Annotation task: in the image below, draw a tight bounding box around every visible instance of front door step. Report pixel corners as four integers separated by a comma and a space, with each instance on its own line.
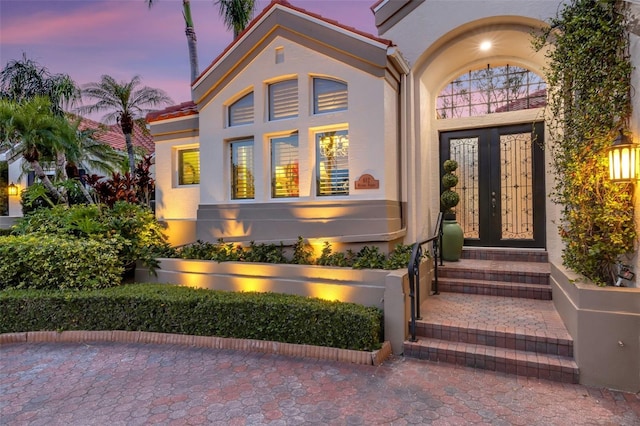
405, 249, 578, 383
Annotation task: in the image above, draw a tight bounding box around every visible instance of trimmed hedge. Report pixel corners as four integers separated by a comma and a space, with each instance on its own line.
0, 284, 383, 351
0, 235, 123, 290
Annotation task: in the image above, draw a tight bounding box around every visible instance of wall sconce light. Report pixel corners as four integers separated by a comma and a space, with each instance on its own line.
608, 130, 639, 183
7, 182, 18, 197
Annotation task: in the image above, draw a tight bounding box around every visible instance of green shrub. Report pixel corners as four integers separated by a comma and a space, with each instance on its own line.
12, 202, 171, 273
291, 236, 314, 265
176, 239, 243, 261
0, 235, 123, 290
352, 246, 387, 269
0, 284, 383, 351
244, 241, 287, 263
315, 242, 354, 267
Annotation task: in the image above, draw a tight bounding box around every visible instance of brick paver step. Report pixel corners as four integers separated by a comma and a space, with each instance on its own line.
404, 337, 580, 384
437, 277, 552, 299
461, 248, 549, 263
413, 320, 573, 356
439, 258, 550, 284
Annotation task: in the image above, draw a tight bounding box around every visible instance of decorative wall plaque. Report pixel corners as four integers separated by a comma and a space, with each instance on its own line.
354, 173, 379, 189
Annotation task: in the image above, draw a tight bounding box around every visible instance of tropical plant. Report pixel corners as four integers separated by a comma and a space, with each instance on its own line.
79, 75, 172, 175
0, 53, 78, 117
532, 0, 635, 285
146, 0, 200, 83
146, 0, 257, 84
84, 155, 155, 208
0, 97, 77, 203
216, 0, 256, 38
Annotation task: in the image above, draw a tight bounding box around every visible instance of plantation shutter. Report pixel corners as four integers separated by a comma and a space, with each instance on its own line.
314, 78, 348, 114
269, 79, 298, 120
229, 92, 254, 126
230, 139, 254, 199
271, 133, 299, 198
178, 148, 200, 185
316, 130, 349, 196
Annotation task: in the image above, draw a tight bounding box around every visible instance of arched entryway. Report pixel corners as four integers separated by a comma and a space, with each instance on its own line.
411, 18, 552, 250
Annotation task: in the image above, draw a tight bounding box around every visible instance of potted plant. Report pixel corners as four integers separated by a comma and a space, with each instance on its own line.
440, 159, 463, 261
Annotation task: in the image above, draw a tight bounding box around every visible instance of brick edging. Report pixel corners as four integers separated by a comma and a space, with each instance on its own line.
0, 331, 392, 366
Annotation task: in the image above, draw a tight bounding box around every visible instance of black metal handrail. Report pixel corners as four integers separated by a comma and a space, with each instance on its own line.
407, 212, 443, 342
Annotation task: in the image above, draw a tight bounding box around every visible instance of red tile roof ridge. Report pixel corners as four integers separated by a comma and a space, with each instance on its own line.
194, 0, 392, 89
146, 100, 198, 123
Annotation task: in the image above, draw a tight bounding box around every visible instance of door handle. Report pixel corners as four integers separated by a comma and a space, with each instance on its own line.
491, 191, 496, 216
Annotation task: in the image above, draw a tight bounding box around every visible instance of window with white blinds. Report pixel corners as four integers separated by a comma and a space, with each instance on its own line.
271, 133, 299, 198
313, 78, 348, 114
316, 130, 349, 196
230, 139, 255, 199
228, 92, 254, 126
269, 79, 298, 120
178, 148, 200, 185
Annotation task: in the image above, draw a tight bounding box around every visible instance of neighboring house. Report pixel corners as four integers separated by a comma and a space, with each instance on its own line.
1, 116, 154, 219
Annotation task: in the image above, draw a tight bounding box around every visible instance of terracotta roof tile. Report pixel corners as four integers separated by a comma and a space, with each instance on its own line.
78, 117, 155, 154
146, 101, 198, 123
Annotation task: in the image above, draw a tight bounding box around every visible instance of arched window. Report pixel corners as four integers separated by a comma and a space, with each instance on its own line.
313, 77, 347, 114
228, 92, 254, 126
437, 65, 546, 119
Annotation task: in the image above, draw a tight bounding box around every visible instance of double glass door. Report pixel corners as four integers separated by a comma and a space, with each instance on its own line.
439, 123, 545, 248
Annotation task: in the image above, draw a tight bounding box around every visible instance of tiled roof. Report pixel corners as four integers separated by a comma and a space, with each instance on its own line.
146, 101, 198, 123
77, 117, 155, 154
494, 89, 547, 113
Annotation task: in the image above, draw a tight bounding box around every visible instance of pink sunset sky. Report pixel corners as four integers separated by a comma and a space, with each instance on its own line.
0, 0, 379, 119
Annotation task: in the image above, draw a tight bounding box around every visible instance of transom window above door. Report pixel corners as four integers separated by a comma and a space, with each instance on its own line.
436, 65, 546, 119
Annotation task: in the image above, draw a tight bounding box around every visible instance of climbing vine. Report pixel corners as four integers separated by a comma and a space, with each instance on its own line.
532, 0, 635, 285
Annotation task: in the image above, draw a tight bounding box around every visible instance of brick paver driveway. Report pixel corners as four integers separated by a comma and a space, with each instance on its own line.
1, 342, 638, 425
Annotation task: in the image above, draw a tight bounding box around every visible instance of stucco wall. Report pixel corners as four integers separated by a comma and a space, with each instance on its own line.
377, 1, 566, 65
551, 263, 640, 392
154, 132, 200, 221
198, 36, 398, 205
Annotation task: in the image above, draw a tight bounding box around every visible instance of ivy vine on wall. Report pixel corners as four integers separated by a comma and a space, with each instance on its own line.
532, 0, 635, 285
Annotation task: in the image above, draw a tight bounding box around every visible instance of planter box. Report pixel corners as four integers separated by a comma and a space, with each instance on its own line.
551, 262, 640, 392
136, 258, 434, 356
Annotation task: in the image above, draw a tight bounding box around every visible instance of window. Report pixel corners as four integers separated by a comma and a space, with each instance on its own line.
313, 78, 347, 114
178, 148, 200, 185
436, 65, 546, 119
316, 130, 349, 196
230, 139, 254, 199
271, 133, 299, 198
228, 92, 254, 126
269, 79, 298, 120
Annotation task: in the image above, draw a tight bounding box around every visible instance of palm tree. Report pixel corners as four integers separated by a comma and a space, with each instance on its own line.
146, 0, 256, 85
216, 0, 256, 39
146, 1, 199, 84
79, 75, 173, 175
0, 53, 78, 117
0, 97, 78, 203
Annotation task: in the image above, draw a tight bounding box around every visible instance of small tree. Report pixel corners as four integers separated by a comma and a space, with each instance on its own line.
440, 159, 460, 219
